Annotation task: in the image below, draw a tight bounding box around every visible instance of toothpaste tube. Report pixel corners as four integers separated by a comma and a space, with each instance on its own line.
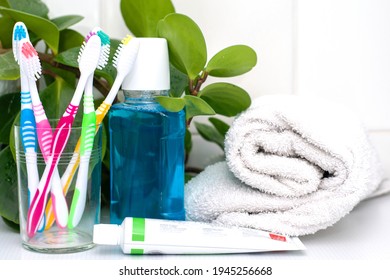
93, 217, 305, 255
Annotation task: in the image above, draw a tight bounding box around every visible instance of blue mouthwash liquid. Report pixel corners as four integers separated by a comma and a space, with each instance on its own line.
109, 90, 186, 224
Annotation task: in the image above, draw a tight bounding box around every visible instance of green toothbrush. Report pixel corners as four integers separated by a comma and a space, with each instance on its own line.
68, 28, 110, 228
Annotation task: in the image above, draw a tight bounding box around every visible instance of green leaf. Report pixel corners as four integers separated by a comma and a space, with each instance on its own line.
0, 146, 19, 224
51, 15, 83, 31
120, 0, 175, 37
0, 7, 59, 54
8, 112, 18, 160
206, 45, 257, 77
8, 0, 49, 18
58, 29, 84, 53
185, 127, 192, 156
157, 13, 207, 80
0, 92, 19, 145
39, 77, 82, 120
1, 216, 19, 231
0, 51, 19, 80
199, 82, 251, 117
155, 96, 185, 112
183, 95, 215, 120
0, 14, 14, 48
185, 173, 194, 184
42, 61, 76, 87
194, 122, 224, 150
170, 64, 188, 98
0, 0, 10, 8
54, 47, 79, 67
208, 117, 230, 137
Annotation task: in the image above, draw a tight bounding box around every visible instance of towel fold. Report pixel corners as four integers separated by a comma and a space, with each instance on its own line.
185, 94, 384, 236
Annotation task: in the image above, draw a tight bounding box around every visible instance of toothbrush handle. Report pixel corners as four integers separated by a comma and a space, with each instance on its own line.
96, 101, 111, 124
24, 150, 39, 205
33, 103, 52, 159
68, 91, 96, 228
27, 157, 55, 237
50, 168, 69, 228
79, 95, 96, 155
33, 102, 69, 228
27, 104, 78, 237
68, 154, 90, 228
45, 102, 110, 229
52, 104, 78, 156
20, 97, 44, 231
20, 101, 36, 152
44, 149, 80, 230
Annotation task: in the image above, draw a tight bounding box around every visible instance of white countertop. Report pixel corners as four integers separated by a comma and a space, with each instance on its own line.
1, 193, 390, 261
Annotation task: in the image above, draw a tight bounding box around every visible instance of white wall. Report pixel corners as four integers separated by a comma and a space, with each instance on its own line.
295, 0, 390, 177
42, 0, 390, 175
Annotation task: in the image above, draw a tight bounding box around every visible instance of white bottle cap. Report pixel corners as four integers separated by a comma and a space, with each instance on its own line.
122, 38, 170, 91
93, 224, 121, 245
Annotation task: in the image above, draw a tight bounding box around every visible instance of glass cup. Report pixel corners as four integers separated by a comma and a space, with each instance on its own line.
14, 120, 102, 253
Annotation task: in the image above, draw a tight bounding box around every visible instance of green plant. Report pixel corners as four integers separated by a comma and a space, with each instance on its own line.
0, 0, 116, 227
0, 0, 257, 227
120, 0, 256, 168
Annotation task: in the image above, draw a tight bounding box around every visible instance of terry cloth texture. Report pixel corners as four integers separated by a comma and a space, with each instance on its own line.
185, 94, 385, 236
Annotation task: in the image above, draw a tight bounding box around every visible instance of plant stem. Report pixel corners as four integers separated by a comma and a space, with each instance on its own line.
195, 71, 208, 93
185, 166, 203, 175
186, 118, 193, 127
189, 71, 209, 96
186, 71, 209, 127
94, 77, 110, 97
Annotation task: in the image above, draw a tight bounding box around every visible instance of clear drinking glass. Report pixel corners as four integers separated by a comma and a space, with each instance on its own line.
14, 120, 102, 253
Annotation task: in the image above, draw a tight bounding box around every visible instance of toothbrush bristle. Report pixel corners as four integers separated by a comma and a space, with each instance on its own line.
85, 31, 97, 42
88, 28, 110, 70
112, 37, 139, 72
77, 41, 87, 64
112, 44, 123, 69
12, 23, 29, 62
112, 35, 134, 68
14, 25, 27, 41
20, 41, 42, 81
96, 45, 110, 70
21, 41, 38, 59
96, 30, 110, 46
121, 35, 133, 46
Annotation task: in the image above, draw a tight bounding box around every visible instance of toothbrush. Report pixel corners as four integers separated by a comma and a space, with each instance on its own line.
12, 23, 40, 224
68, 28, 110, 228
19, 38, 69, 229
26, 34, 102, 237
13, 22, 47, 232
58, 35, 139, 221
45, 28, 110, 229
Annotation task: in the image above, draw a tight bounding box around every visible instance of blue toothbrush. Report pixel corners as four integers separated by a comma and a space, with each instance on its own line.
12, 22, 44, 231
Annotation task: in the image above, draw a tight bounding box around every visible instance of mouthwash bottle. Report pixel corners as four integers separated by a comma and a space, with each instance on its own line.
109, 38, 186, 224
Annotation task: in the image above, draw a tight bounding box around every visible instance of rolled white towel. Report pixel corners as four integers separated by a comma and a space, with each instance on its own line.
185, 94, 385, 236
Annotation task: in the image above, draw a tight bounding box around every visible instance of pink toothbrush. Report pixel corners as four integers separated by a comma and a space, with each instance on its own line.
26, 35, 102, 237
19, 39, 69, 229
